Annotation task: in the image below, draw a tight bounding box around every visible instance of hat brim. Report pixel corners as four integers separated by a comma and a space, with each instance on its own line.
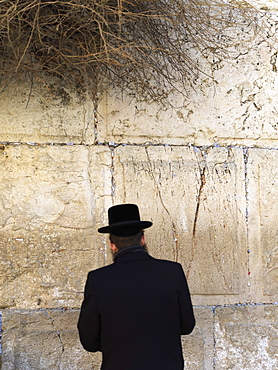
98, 220, 152, 234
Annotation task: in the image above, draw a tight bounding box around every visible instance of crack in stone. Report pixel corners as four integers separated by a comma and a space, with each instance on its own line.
192, 167, 206, 239
44, 309, 64, 368
270, 51, 278, 72
93, 95, 99, 145
212, 305, 218, 370
110, 147, 116, 198
145, 147, 180, 261
80, 93, 99, 145
186, 147, 207, 278
243, 148, 251, 290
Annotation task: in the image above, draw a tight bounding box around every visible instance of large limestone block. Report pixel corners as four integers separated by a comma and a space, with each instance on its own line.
97, 37, 278, 148
0, 79, 95, 144
215, 304, 278, 370
113, 145, 248, 305
0, 144, 112, 309
247, 148, 278, 303
189, 15, 278, 149
1, 309, 102, 370
1, 307, 212, 370
182, 306, 214, 369
97, 88, 194, 145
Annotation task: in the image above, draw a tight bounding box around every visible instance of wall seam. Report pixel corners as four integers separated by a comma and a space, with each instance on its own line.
1, 141, 278, 151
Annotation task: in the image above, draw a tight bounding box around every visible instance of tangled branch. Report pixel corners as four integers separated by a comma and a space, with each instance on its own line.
0, 0, 271, 97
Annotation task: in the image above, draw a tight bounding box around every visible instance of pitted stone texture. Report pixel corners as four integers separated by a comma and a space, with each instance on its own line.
0, 79, 95, 144
97, 88, 194, 145
182, 306, 214, 369
215, 304, 278, 370
113, 145, 247, 305
0, 145, 112, 308
1, 308, 211, 370
244, 0, 278, 10
1, 309, 102, 370
247, 148, 278, 303
98, 36, 278, 148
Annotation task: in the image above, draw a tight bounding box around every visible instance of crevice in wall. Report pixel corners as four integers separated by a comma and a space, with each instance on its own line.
1, 140, 278, 152
194, 301, 278, 308
93, 95, 99, 145
109, 144, 117, 200
79, 92, 100, 145
145, 146, 180, 261
243, 148, 251, 292
44, 309, 65, 367
45, 310, 65, 350
211, 305, 219, 370
192, 147, 207, 239
81, 116, 90, 146
186, 146, 208, 278
270, 51, 278, 72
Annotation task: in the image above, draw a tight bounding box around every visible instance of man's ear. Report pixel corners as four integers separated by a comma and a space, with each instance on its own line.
110, 242, 118, 253
140, 234, 146, 246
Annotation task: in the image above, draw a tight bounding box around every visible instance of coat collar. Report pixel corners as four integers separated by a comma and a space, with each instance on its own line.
114, 244, 149, 262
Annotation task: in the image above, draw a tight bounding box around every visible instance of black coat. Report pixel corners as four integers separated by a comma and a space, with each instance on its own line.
78, 245, 195, 370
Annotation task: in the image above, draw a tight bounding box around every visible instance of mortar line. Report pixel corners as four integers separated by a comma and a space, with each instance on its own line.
1, 141, 278, 151
4, 302, 277, 311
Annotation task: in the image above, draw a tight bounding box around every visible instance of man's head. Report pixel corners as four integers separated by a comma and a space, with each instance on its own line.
109, 230, 145, 252
98, 204, 152, 234
97, 203, 151, 253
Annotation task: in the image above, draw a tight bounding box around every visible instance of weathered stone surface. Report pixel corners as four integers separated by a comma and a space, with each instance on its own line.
113, 145, 248, 304
182, 306, 214, 369
3, 305, 277, 370
1, 307, 213, 370
247, 148, 278, 303
0, 5, 278, 369
0, 79, 95, 144
0, 145, 112, 309
215, 304, 278, 370
245, 0, 278, 10
1, 309, 102, 370
97, 40, 278, 148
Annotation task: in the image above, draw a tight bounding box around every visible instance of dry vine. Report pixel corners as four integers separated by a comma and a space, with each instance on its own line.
0, 0, 273, 98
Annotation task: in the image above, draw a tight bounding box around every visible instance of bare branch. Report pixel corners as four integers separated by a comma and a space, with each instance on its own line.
0, 0, 275, 98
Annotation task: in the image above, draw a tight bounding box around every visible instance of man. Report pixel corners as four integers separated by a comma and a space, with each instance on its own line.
78, 204, 195, 370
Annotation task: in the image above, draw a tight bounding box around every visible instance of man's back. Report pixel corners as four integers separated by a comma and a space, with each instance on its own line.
78, 246, 195, 370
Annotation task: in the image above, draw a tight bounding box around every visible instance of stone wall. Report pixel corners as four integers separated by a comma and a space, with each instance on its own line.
1, 3, 278, 369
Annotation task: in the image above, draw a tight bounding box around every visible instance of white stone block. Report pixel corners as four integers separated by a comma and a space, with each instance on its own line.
0, 145, 112, 308
0, 80, 95, 144
247, 148, 278, 303
113, 145, 248, 304
215, 305, 278, 370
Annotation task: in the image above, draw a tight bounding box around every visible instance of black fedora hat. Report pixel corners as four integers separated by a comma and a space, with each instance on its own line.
98, 204, 152, 236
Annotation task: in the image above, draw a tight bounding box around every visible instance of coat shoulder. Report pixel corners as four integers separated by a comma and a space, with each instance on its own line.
151, 257, 182, 268
87, 262, 115, 278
